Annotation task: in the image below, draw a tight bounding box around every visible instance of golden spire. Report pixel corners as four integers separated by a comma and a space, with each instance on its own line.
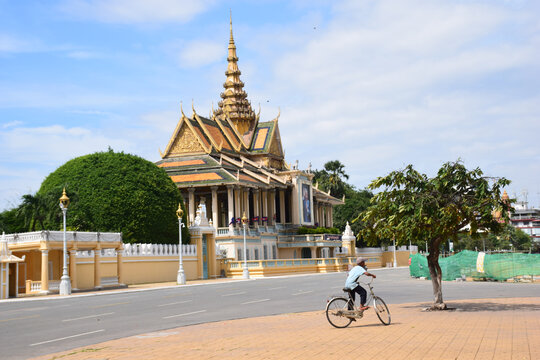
213, 13, 256, 135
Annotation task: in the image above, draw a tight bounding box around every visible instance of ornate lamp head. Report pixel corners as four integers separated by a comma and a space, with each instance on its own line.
241, 212, 248, 225
176, 203, 184, 219
59, 188, 70, 209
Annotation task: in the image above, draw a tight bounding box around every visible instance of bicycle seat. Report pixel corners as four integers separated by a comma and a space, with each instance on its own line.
342, 288, 353, 293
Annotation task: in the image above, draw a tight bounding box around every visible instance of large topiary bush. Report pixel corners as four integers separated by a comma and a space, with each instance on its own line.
39, 149, 189, 244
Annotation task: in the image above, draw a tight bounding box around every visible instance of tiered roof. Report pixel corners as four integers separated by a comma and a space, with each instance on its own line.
158, 18, 291, 189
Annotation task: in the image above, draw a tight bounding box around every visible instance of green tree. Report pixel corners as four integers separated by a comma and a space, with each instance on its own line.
313, 160, 349, 199
38, 150, 189, 244
358, 160, 512, 310
0, 208, 27, 234
333, 186, 373, 246
454, 225, 532, 252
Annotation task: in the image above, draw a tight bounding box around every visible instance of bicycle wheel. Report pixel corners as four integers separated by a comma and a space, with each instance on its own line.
326, 297, 353, 328
373, 296, 391, 325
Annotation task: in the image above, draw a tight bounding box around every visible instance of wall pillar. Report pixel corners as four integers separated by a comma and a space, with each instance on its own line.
40, 249, 49, 293
69, 249, 78, 290
211, 186, 219, 229
279, 189, 286, 224
94, 245, 102, 289
117, 247, 124, 285
310, 247, 317, 259
329, 205, 334, 228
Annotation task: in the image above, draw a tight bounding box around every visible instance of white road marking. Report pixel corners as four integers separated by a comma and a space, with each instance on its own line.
222, 292, 246, 297
163, 310, 206, 319
241, 299, 270, 305
30, 329, 105, 346
292, 290, 314, 296
157, 300, 193, 307
268, 286, 285, 290
62, 312, 114, 322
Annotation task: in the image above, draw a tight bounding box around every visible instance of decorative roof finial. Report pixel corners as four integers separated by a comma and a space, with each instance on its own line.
230, 9, 234, 45
180, 101, 186, 117
213, 13, 256, 134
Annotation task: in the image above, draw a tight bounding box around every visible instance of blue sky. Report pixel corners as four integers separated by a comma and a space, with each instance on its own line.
1, 0, 539, 211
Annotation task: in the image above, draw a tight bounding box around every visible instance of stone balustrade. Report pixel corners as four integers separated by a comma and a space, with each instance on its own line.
76, 243, 198, 257
5, 230, 122, 244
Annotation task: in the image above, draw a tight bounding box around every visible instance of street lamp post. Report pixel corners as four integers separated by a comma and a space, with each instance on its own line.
59, 188, 71, 296
242, 212, 250, 279
176, 204, 186, 285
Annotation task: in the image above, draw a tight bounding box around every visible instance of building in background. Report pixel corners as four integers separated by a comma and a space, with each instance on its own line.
509, 192, 540, 244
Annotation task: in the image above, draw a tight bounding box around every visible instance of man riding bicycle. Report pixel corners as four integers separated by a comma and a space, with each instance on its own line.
344, 257, 377, 311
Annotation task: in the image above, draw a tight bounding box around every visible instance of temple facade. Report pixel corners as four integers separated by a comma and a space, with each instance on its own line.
157, 19, 345, 263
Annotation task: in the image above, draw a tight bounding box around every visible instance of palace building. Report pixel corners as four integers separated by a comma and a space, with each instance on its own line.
156, 19, 345, 263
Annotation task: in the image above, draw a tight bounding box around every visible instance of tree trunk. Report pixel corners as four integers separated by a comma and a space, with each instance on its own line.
427, 240, 447, 310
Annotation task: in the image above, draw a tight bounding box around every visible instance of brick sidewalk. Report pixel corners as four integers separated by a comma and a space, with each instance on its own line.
34, 297, 540, 360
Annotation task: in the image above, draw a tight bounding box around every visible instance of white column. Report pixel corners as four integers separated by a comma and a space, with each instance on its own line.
279, 189, 286, 224
244, 188, 251, 225
269, 189, 276, 225
211, 186, 219, 229
329, 205, 334, 228
188, 188, 195, 225
227, 185, 234, 228
254, 189, 260, 226
234, 186, 241, 227
261, 189, 268, 225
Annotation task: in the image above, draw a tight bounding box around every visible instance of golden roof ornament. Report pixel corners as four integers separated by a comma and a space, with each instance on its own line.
213, 14, 256, 134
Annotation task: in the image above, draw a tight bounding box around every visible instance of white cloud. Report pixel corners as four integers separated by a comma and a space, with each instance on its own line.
248, 0, 540, 203
177, 40, 223, 68
0, 84, 143, 109
0, 124, 132, 165
66, 50, 103, 59
0, 34, 39, 53
60, 0, 216, 24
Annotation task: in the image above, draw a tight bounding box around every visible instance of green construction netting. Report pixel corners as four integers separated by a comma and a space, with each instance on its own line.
409, 250, 540, 281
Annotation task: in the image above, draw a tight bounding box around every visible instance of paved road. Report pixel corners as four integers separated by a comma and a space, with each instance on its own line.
1, 267, 539, 359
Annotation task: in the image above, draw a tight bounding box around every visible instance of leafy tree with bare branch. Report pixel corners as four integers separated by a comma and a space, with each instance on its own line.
357, 160, 512, 310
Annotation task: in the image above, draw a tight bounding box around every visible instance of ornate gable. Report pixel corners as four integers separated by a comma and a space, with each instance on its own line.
167, 125, 205, 156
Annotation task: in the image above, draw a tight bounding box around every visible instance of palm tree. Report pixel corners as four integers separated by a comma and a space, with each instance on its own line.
17, 193, 47, 231
320, 160, 348, 198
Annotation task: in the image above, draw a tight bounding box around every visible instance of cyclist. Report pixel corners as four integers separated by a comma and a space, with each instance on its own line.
344, 257, 377, 311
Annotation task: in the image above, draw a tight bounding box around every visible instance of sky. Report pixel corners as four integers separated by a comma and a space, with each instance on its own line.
1, 0, 539, 211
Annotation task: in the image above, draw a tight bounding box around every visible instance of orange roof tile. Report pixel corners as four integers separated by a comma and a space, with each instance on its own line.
171, 173, 223, 182
253, 127, 269, 149
205, 124, 232, 150
158, 159, 205, 168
